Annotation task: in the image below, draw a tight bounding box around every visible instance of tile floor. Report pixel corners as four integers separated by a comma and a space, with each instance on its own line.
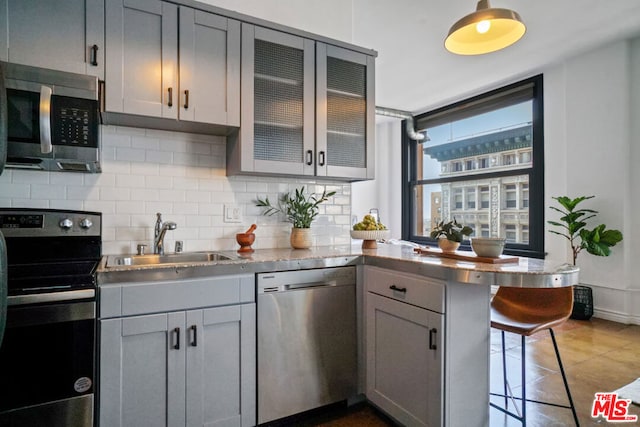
301, 318, 640, 426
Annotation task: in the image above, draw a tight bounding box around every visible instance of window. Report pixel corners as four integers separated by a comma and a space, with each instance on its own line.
504, 184, 517, 209
505, 224, 517, 242
453, 188, 463, 210
466, 187, 476, 209
521, 183, 529, 208
402, 75, 544, 257
480, 186, 490, 209
502, 153, 516, 166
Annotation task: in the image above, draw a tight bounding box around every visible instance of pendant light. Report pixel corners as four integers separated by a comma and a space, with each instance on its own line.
445, 0, 526, 55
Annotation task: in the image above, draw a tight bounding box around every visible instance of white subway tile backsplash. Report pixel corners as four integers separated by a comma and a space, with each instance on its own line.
0, 183, 30, 199
146, 150, 173, 164
0, 126, 352, 254
12, 170, 49, 184
32, 184, 64, 200
116, 147, 146, 162
131, 136, 160, 150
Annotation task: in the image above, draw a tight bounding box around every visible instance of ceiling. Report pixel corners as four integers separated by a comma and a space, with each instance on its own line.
350, 0, 640, 114
203, 0, 640, 116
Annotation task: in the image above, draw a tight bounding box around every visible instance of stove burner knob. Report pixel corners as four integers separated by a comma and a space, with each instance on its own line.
59, 218, 73, 230
79, 218, 93, 229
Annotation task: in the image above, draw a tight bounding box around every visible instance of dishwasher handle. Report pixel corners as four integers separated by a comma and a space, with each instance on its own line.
259, 281, 339, 293
285, 281, 336, 290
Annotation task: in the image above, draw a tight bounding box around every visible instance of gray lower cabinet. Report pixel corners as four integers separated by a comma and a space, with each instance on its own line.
104, 0, 240, 129
364, 266, 492, 427
98, 274, 256, 427
0, 0, 104, 77
227, 24, 375, 181
365, 267, 444, 427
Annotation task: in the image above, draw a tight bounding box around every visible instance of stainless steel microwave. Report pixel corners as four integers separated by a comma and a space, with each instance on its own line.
0, 61, 100, 174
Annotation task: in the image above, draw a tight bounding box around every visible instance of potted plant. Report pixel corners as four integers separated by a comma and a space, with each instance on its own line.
430, 218, 473, 252
256, 186, 336, 249
548, 195, 623, 266
548, 195, 623, 320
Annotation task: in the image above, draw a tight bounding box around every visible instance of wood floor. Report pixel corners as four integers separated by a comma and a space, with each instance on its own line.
300, 318, 640, 426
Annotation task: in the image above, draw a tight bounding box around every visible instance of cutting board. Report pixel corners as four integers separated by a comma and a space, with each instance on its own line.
413, 247, 519, 264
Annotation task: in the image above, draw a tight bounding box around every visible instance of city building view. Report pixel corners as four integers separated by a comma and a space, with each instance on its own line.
418, 123, 532, 243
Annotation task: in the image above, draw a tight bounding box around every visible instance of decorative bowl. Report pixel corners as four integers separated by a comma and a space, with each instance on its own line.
350, 230, 390, 249
236, 232, 255, 253
471, 237, 506, 258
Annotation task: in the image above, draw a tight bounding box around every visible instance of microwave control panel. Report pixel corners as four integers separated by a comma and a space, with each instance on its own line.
52, 96, 99, 148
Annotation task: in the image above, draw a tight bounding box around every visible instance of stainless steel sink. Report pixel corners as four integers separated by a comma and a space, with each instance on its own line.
106, 252, 234, 268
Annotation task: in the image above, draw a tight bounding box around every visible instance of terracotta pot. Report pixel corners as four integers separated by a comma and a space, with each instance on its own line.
290, 227, 312, 249
438, 239, 460, 253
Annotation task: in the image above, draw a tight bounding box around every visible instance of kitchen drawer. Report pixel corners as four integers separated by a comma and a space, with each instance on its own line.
99, 274, 254, 318
364, 266, 445, 313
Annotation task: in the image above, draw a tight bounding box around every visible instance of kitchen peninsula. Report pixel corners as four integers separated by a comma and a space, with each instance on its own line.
97, 244, 578, 427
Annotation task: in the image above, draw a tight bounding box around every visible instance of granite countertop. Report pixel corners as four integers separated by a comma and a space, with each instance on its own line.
97, 243, 579, 288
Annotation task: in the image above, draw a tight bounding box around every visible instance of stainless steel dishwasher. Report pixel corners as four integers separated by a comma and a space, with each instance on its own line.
257, 266, 357, 424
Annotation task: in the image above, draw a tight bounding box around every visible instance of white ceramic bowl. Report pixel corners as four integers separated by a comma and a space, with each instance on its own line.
350, 230, 390, 241
471, 237, 506, 258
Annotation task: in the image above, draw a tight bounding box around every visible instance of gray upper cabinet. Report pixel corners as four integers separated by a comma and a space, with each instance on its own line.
0, 0, 104, 77
179, 8, 240, 127
227, 24, 375, 181
228, 24, 315, 177
316, 43, 375, 180
104, 0, 240, 130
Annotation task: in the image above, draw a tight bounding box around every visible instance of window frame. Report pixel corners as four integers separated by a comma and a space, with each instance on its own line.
401, 75, 545, 258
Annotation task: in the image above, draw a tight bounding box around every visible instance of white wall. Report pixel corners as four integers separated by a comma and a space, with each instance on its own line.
543, 38, 637, 324
352, 119, 402, 236
0, 126, 352, 255
198, 0, 353, 43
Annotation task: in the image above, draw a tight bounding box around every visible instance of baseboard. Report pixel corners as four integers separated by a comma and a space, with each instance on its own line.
593, 308, 640, 325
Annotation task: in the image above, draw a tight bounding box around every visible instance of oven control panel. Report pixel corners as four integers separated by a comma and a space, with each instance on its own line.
0, 209, 101, 237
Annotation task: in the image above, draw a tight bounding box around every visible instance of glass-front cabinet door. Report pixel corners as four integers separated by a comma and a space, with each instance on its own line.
233, 24, 315, 176
316, 43, 375, 180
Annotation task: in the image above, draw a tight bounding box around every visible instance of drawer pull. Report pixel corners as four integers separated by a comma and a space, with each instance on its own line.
389, 285, 407, 293
168, 87, 173, 107
429, 328, 438, 350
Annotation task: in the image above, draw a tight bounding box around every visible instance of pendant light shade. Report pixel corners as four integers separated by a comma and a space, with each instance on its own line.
445, 0, 526, 55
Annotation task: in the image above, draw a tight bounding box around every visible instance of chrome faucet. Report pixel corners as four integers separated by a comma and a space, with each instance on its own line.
154, 213, 177, 255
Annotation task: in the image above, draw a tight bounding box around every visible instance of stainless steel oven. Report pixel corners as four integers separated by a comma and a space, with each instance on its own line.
0, 61, 101, 174
0, 208, 101, 427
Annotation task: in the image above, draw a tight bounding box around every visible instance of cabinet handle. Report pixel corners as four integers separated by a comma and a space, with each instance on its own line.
90, 44, 99, 66
184, 90, 189, 109
389, 285, 407, 293
429, 328, 438, 350
173, 327, 180, 350
318, 151, 326, 166
167, 87, 173, 107
306, 150, 313, 166
190, 325, 197, 347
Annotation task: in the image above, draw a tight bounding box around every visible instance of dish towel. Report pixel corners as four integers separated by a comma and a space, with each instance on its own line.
614, 378, 640, 405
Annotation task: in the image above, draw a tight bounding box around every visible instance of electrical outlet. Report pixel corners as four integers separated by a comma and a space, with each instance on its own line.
224, 205, 242, 223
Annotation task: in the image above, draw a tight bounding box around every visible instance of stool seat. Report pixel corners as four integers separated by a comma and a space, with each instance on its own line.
491, 286, 573, 336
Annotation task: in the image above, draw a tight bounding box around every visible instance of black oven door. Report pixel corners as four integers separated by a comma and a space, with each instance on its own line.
0, 301, 95, 427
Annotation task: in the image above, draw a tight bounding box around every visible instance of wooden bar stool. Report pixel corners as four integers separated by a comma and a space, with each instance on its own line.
490, 286, 580, 426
